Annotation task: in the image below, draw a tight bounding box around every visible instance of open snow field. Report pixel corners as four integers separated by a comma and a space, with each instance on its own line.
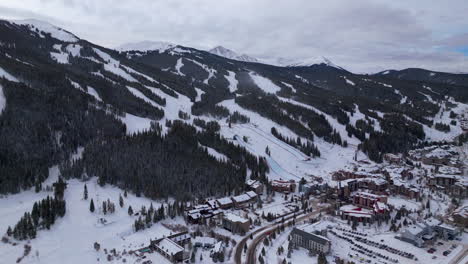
0, 176, 176, 264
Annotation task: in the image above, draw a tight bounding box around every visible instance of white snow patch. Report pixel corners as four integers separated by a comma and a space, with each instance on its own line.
225, 71, 238, 92
281, 82, 296, 93
144, 85, 192, 121
127, 86, 160, 108
199, 144, 228, 162
0, 177, 174, 264
0, 84, 6, 114
294, 74, 309, 84
195, 88, 205, 102
120, 113, 154, 135
249, 72, 281, 94
87, 86, 102, 101
13, 19, 78, 42
0, 66, 19, 82
343, 76, 355, 86
175, 58, 185, 76
92, 48, 137, 82
116, 40, 175, 53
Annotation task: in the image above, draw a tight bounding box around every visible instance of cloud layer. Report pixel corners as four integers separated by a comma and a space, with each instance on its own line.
1, 0, 467, 73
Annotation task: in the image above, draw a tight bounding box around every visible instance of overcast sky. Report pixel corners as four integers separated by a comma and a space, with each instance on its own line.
1, 0, 468, 73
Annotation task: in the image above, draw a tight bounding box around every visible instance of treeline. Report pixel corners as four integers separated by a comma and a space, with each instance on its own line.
229, 111, 250, 124
271, 127, 320, 157
360, 114, 425, 162
346, 119, 375, 141
6, 178, 67, 240
236, 94, 346, 146
434, 122, 450, 132
133, 202, 184, 232
61, 121, 268, 200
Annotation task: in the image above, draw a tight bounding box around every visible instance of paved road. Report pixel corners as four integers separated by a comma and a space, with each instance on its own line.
448, 245, 468, 264
244, 209, 324, 264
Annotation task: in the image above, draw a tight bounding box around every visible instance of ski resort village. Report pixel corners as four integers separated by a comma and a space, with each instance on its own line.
0, 16, 468, 264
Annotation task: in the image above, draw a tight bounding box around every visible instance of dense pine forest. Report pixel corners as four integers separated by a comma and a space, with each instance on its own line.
60, 121, 269, 200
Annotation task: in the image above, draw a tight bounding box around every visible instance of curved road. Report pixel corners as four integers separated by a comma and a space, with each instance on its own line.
234, 207, 325, 264
448, 245, 468, 264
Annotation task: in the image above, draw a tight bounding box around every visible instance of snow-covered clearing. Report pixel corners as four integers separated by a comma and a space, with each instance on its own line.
13, 19, 78, 42
119, 113, 153, 135
175, 58, 185, 76
225, 71, 238, 92
194, 88, 205, 102
249, 72, 281, 94
0, 66, 19, 82
126, 86, 160, 108
87, 86, 102, 102
294, 74, 309, 84
92, 48, 137, 82
343, 76, 355, 86
387, 196, 421, 211
277, 97, 359, 146
186, 59, 216, 85
217, 99, 362, 183
199, 144, 229, 162
144, 85, 192, 121
120, 65, 158, 84
0, 176, 174, 264
281, 81, 296, 93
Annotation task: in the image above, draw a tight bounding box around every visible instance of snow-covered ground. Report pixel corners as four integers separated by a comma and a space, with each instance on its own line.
13, 19, 78, 42
217, 99, 366, 183
249, 72, 281, 94
0, 175, 176, 264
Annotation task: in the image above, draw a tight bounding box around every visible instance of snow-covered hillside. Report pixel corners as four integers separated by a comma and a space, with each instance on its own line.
13, 19, 78, 42
208, 46, 258, 63
116, 41, 176, 53
0, 174, 175, 264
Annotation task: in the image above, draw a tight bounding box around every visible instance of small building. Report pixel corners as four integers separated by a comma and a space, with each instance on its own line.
272, 180, 296, 193
222, 213, 250, 234
246, 179, 264, 194
397, 219, 460, 247
291, 223, 331, 254
151, 238, 185, 263
428, 174, 457, 187
216, 197, 234, 209
231, 193, 255, 208
384, 153, 402, 164
452, 206, 468, 228
339, 204, 374, 223
391, 181, 420, 199
352, 192, 388, 209
167, 231, 191, 246
186, 204, 222, 224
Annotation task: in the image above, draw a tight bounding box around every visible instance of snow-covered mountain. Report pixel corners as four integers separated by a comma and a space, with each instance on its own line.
12, 19, 79, 42
208, 46, 259, 63
116, 40, 177, 53
286, 56, 344, 69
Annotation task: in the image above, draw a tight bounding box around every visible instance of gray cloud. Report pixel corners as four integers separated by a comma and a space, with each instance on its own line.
0, 0, 467, 73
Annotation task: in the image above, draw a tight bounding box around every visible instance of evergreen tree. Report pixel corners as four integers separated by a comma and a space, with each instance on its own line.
119, 194, 124, 207
128, 205, 133, 216
83, 184, 88, 200
90, 199, 95, 213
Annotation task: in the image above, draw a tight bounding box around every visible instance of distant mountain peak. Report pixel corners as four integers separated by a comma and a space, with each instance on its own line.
286, 56, 343, 69
116, 40, 176, 53
208, 46, 258, 63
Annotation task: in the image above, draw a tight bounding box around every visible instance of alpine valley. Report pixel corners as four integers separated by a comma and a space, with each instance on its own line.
0, 19, 467, 264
